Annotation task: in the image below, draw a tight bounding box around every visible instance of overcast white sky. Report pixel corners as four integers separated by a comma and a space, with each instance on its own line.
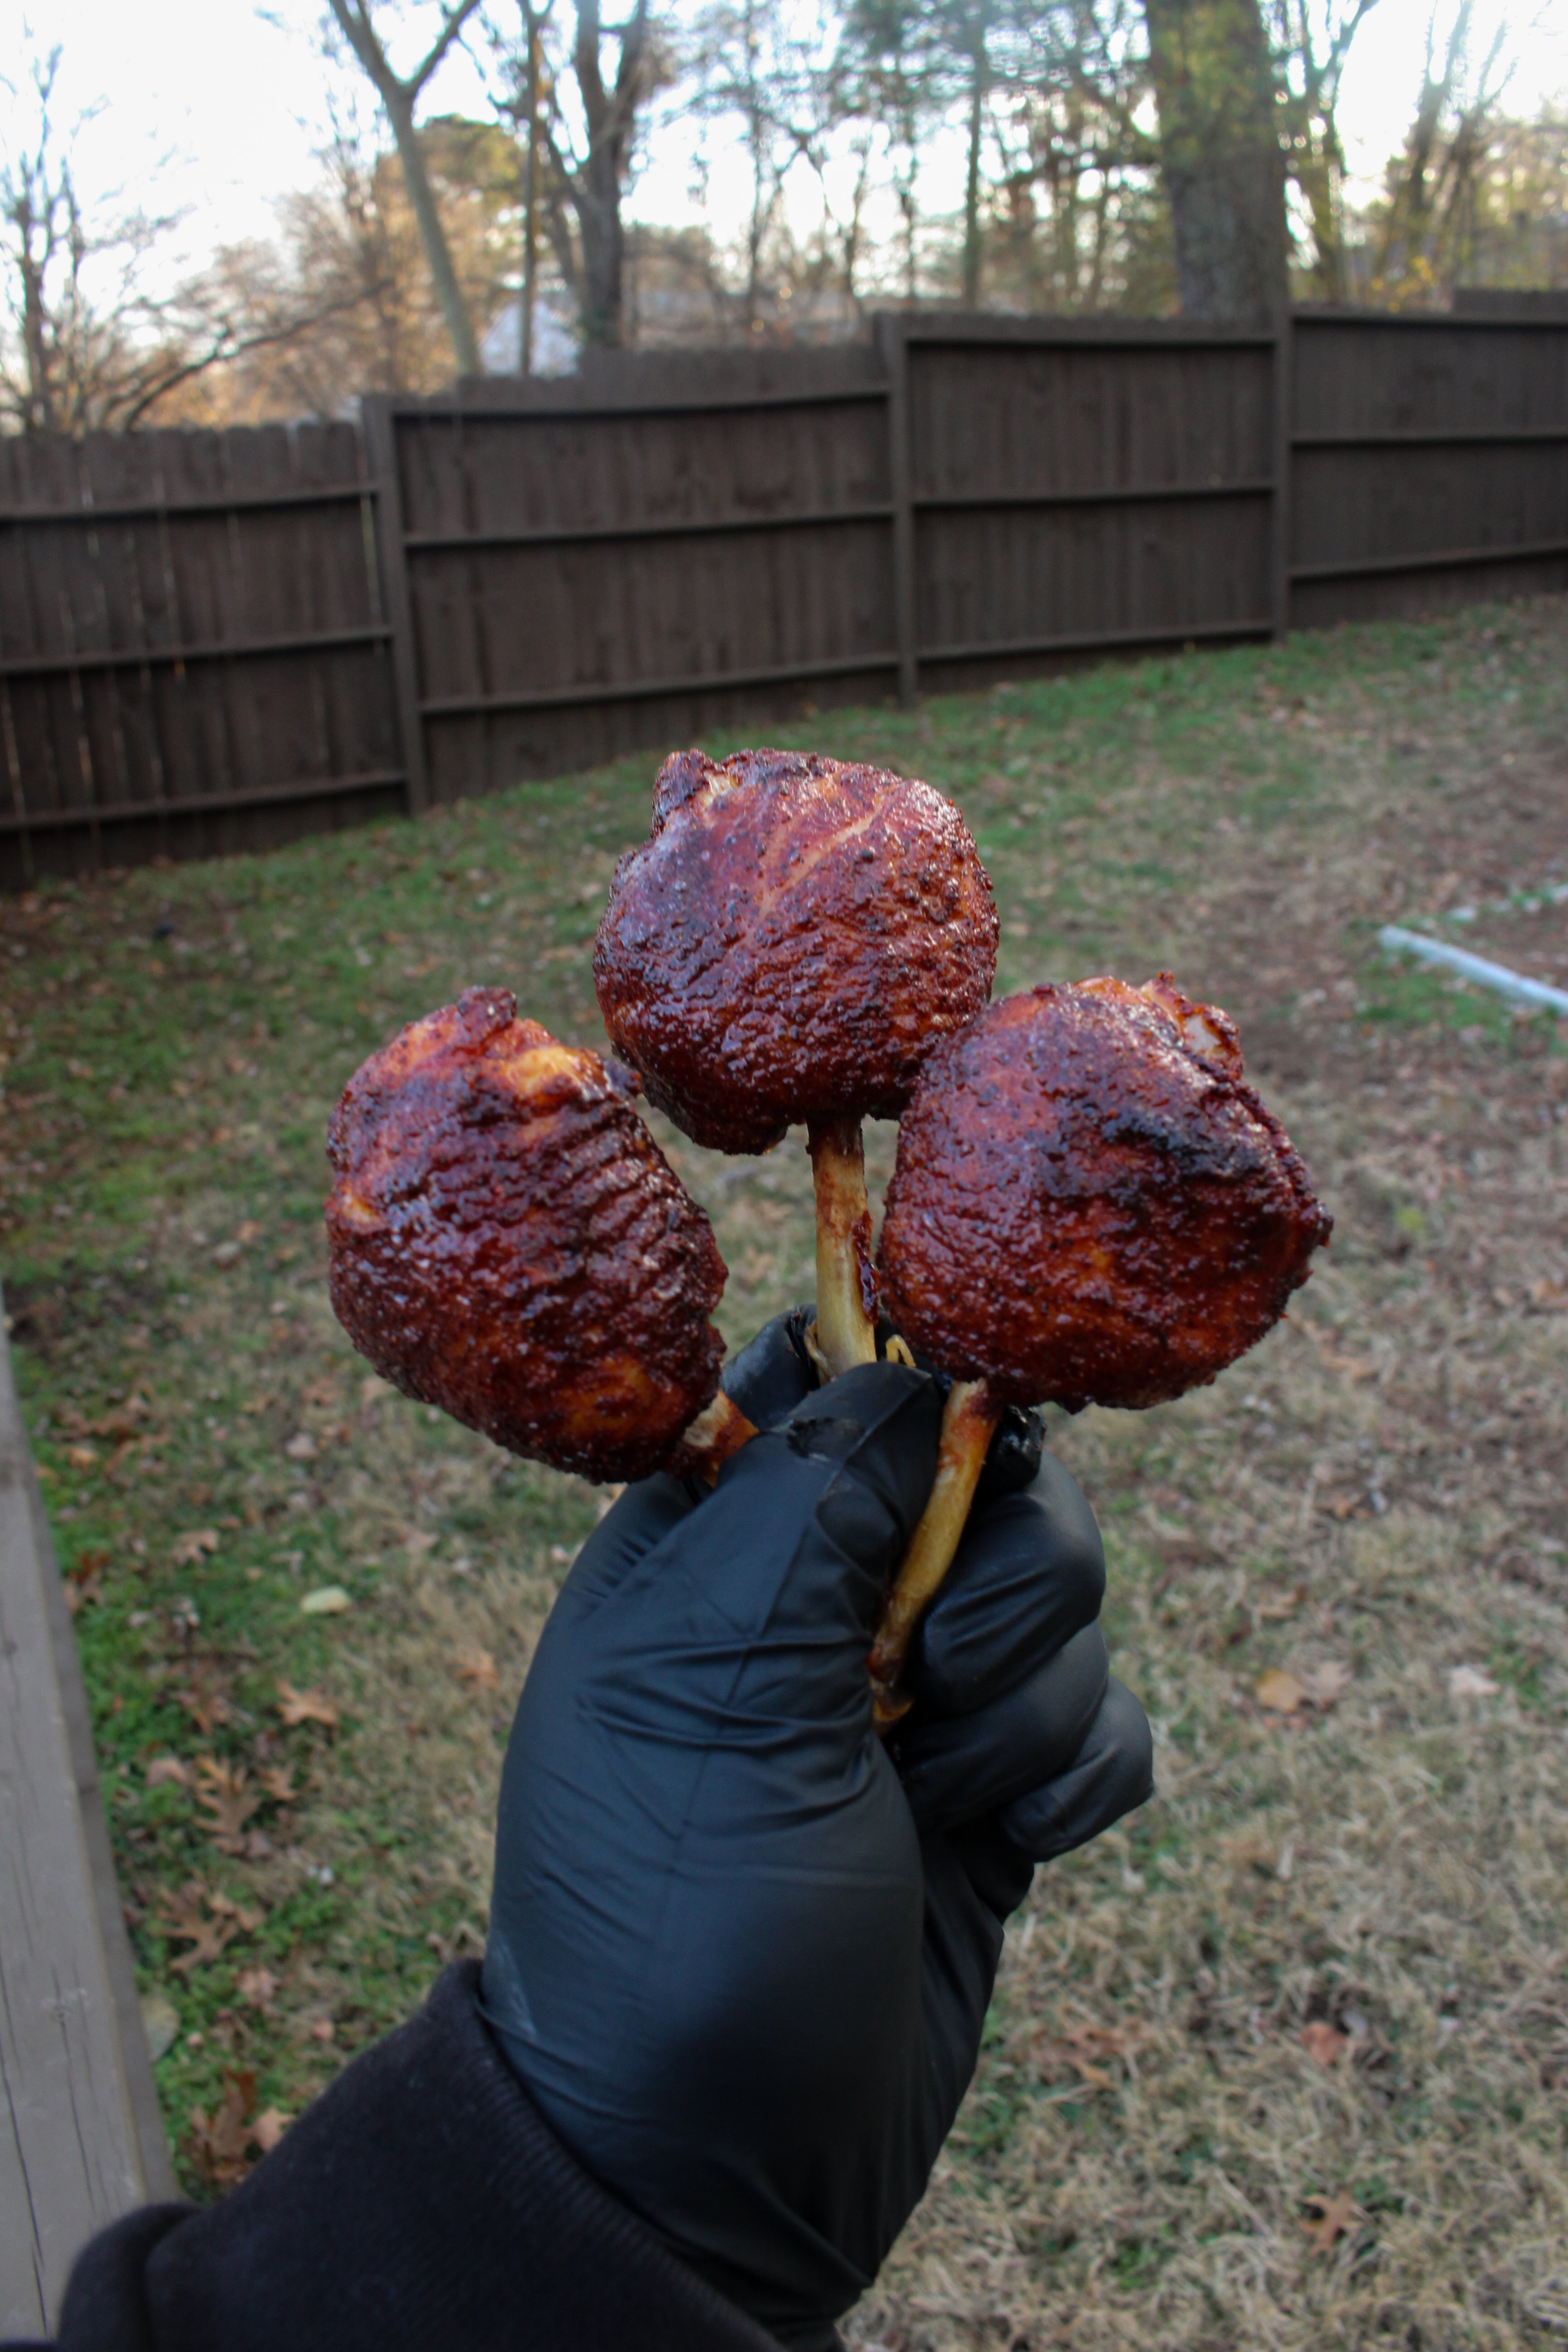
6, 0, 1567, 291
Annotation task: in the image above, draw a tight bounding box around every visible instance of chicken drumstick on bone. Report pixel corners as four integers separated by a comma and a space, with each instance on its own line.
326, 989, 753, 1485
868, 976, 1332, 1715
593, 748, 998, 1377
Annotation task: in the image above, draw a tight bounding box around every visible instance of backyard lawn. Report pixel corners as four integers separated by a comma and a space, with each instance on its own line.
3, 596, 1567, 2349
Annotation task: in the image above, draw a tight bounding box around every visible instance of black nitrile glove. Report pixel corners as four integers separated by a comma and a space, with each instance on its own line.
482, 1311, 1153, 2351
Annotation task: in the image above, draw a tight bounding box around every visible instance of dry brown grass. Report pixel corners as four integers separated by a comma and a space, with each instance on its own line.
3, 597, 1565, 2328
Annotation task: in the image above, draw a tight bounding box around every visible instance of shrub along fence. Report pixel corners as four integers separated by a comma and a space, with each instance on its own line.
2, 306, 1565, 887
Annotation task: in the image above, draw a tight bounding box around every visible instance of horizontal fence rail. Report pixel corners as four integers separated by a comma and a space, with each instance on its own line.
2, 304, 1565, 885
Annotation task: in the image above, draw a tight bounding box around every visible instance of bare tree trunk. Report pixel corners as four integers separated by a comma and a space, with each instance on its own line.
385, 85, 482, 371
840, 131, 873, 308
520, 3, 545, 369
565, 0, 649, 347
747, 94, 768, 328
961, 36, 986, 306
328, 0, 483, 375
19, 233, 57, 430
1144, 0, 1288, 323
577, 138, 627, 344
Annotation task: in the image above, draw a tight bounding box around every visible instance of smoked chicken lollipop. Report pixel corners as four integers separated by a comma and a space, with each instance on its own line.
594, 747, 998, 1377
326, 988, 751, 1485
867, 975, 1331, 1712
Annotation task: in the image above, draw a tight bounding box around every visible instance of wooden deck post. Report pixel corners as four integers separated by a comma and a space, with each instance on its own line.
1, 1282, 173, 2336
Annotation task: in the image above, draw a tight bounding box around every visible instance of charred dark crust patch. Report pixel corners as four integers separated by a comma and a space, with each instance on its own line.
877, 982, 1332, 1411
594, 747, 999, 1154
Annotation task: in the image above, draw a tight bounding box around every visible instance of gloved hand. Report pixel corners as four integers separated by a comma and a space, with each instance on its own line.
482, 1311, 1152, 2350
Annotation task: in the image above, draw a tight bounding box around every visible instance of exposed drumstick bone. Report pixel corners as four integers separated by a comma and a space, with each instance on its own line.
867, 1377, 1002, 1724
806, 1115, 880, 1378
679, 1388, 760, 1484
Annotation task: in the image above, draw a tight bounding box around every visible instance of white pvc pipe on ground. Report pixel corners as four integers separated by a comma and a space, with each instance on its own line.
1378, 926, 1568, 1017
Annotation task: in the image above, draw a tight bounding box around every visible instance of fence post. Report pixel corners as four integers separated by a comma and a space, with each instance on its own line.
362, 396, 430, 815
1269, 310, 1294, 640
877, 314, 919, 706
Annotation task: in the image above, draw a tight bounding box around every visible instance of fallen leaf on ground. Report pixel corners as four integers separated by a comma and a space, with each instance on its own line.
139, 1991, 180, 2062
258, 1763, 298, 1803
1449, 1664, 1500, 1697
146, 1755, 193, 1790
1031, 2012, 1153, 2087
1299, 1660, 1353, 1708
300, 1586, 352, 1617
195, 1759, 261, 1852
238, 1967, 278, 2011
1301, 2021, 1348, 2066
284, 1431, 318, 1461
205, 1889, 263, 1929
157, 1882, 238, 1975
252, 2108, 288, 2154
170, 1527, 220, 1565
276, 1681, 338, 1730
1254, 1583, 1306, 1621
66, 1443, 99, 1469
1256, 1669, 1306, 1714
453, 1645, 498, 1691
310, 2018, 336, 2043
1221, 1832, 1276, 1873
1300, 2190, 1359, 2252
187, 2069, 262, 2190
173, 1671, 234, 1734
88, 1394, 151, 1440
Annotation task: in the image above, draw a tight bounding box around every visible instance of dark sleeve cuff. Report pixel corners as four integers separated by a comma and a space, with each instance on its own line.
54, 1963, 785, 2352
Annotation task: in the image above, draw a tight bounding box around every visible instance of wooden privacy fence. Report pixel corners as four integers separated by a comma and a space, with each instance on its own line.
3, 305, 1566, 887
0, 421, 404, 891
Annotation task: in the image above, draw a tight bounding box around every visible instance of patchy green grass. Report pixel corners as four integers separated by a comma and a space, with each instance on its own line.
3, 597, 1567, 2339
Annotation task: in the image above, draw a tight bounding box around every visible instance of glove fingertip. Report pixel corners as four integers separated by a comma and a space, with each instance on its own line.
998, 1678, 1154, 1863
720, 1304, 818, 1431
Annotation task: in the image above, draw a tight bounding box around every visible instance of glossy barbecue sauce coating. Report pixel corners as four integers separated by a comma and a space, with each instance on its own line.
325, 989, 728, 1482
593, 747, 999, 1154
877, 977, 1332, 1412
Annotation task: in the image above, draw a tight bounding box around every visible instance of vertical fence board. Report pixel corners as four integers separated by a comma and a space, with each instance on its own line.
362, 397, 428, 815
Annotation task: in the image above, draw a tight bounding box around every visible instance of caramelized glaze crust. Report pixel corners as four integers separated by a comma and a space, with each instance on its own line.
593, 747, 999, 1153
325, 989, 727, 1481
877, 979, 1331, 1411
